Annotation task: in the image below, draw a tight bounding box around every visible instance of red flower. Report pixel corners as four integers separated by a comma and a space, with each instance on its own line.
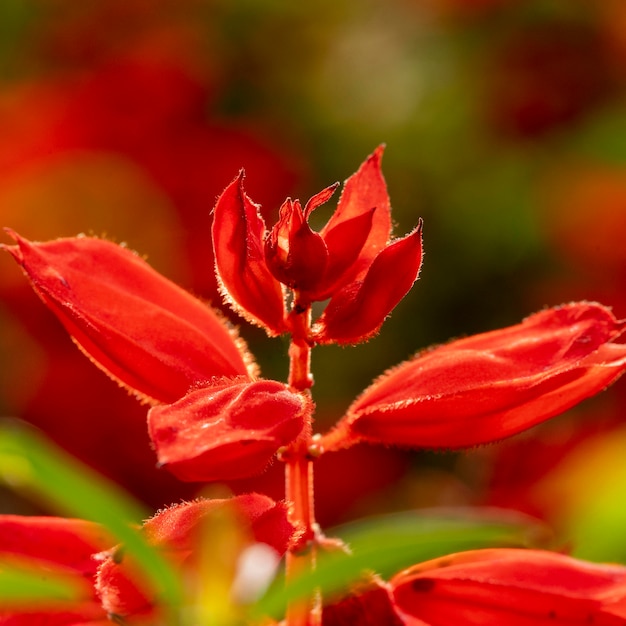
323, 302, 626, 451
391, 548, 626, 624
212, 146, 424, 344
96, 494, 297, 622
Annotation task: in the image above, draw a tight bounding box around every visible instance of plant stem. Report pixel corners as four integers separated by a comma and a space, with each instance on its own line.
284, 302, 320, 626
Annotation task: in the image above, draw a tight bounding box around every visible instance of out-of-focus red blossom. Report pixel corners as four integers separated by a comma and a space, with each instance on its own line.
323, 302, 626, 451
540, 165, 626, 277
148, 378, 310, 482
487, 22, 613, 138
391, 548, 626, 624
96, 494, 296, 621
0, 516, 112, 625
213, 146, 424, 343
2, 232, 254, 405
322, 578, 406, 626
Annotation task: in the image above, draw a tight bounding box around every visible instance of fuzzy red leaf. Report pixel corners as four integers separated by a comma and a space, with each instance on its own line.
322, 578, 408, 626
314, 221, 423, 345
2, 232, 252, 404
148, 378, 309, 481
320, 145, 391, 283
96, 494, 296, 619
391, 549, 626, 625
212, 172, 287, 335
323, 302, 626, 451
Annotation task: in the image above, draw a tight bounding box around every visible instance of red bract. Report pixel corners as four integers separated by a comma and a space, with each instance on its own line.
324, 302, 626, 451
2, 232, 253, 404
96, 494, 297, 621
148, 378, 310, 482
212, 146, 423, 344
391, 548, 626, 624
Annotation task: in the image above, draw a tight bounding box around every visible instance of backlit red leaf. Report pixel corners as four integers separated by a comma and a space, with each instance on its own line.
314, 222, 423, 345
320, 146, 391, 283
212, 172, 287, 335
323, 302, 626, 450
391, 549, 626, 625
2, 232, 253, 404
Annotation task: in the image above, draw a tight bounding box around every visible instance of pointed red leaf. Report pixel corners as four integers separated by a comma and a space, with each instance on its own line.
314, 222, 423, 345
96, 495, 296, 619
323, 302, 626, 451
310, 208, 376, 301
320, 146, 391, 283
2, 232, 253, 404
391, 549, 626, 625
212, 172, 287, 335
148, 378, 309, 482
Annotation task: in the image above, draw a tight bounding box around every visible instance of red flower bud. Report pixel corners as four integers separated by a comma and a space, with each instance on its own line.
148, 378, 310, 482
265, 196, 330, 291
2, 232, 253, 404
323, 302, 626, 450
391, 549, 626, 624
96, 495, 296, 619
212, 172, 287, 335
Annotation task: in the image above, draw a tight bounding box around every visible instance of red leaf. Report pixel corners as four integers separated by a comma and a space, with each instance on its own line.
314, 222, 423, 345
320, 145, 391, 283
2, 232, 253, 404
391, 548, 626, 625
96, 494, 297, 619
148, 378, 309, 482
212, 172, 287, 335
322, 578, 407, 626
323, 302, 626, 450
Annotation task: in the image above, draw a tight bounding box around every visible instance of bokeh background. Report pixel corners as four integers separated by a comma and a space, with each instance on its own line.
1, 0, 626, 562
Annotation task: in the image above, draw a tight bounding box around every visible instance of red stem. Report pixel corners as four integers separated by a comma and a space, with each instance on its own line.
284, 302, 321, 626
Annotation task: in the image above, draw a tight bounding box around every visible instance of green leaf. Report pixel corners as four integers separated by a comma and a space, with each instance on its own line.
0, 561, 85, 603
0, 419, 183, 609
253, 508, 546, 618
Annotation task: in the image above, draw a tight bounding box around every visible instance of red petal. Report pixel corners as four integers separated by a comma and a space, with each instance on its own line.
324, 302, 626, 450
148, 378, 309, 481
391, 548, 626, 625
314, 222, 423, 345
2, 232, 252, 404
212, 172, 287, 335
96, 494, 296, 619
320, 146, 391, 282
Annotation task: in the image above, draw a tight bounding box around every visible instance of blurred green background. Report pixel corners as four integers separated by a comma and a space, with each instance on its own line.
1, 0, 626, 562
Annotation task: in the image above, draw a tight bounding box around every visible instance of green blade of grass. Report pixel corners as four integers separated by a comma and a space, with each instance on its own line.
0, 561, 86, 603
253, 508, 547, 619
0, 419, 183, 608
